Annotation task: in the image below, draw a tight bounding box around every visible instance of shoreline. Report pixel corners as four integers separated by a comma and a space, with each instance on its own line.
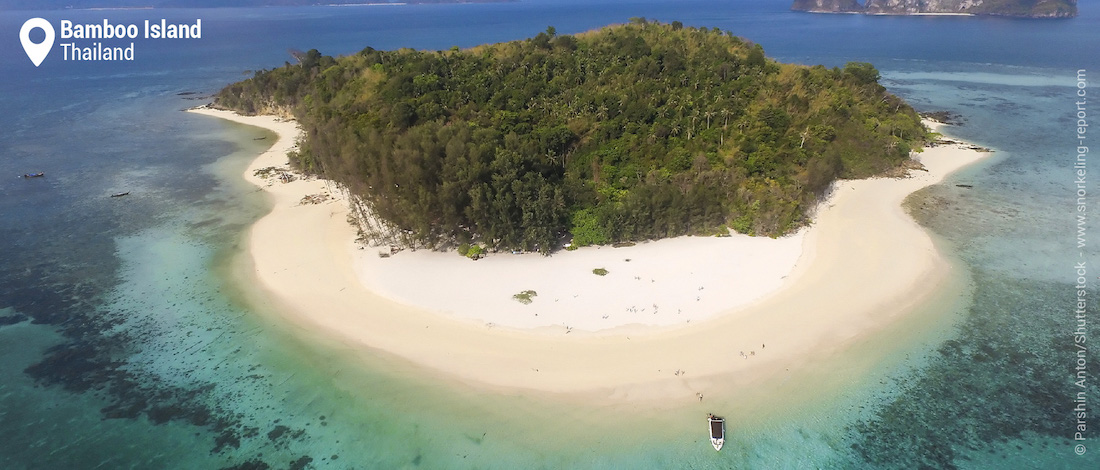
190, 106, 990, 401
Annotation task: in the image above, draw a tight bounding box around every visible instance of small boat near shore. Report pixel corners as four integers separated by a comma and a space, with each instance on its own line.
21, 172, 45, 178
708, 413, 725, 451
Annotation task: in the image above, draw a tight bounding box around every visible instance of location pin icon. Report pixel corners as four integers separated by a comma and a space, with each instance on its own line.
20, 18, 55, 67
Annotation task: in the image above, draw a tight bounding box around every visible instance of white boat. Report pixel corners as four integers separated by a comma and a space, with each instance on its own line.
708, 413, 725, 451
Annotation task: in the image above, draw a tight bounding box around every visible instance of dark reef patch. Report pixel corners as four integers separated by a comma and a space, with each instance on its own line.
844, 274, 1099, 468
0, 314, 28, 326
288, 455, 313, 470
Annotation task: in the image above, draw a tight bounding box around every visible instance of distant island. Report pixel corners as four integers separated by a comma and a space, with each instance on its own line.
214, 20, 927, 254
791, 0, 1077, 18
0, 0, 511, 10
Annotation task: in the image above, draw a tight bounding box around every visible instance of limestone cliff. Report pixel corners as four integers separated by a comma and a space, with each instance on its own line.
864, 0, 978, 15
793, 0, 1078, 18
790, 0, 863, 13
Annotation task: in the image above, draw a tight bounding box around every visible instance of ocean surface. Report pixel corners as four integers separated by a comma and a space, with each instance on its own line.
1, 0, 1098, 468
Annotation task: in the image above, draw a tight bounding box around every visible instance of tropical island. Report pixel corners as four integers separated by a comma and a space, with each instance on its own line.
188, 20, 992, 398
791, 0, 1078, 18
214, 20, 927, 255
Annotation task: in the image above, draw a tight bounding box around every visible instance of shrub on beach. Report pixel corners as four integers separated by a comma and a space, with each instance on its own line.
512, 290, 538, 304
465, 244, 484, 260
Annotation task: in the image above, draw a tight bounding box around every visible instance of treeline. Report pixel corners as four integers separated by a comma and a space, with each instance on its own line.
215, 20, 927, 254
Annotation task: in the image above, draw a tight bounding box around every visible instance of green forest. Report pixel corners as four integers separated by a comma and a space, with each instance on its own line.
215, 20, 927, 254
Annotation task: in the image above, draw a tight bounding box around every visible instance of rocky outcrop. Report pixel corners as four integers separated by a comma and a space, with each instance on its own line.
790, 0, 863, 13
864, 0, 973, 15
793, 0, 1078, 18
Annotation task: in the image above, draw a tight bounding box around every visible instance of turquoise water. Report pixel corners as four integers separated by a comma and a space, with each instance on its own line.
1, 1, 1098, 468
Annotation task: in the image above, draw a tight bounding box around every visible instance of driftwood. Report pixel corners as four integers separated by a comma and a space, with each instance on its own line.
298, 193, 330, 205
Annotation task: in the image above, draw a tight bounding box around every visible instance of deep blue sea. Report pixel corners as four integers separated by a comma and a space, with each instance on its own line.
1, 0, 1098, 468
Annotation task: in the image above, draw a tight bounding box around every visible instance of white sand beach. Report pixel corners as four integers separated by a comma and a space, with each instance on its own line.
357, 227, 806, 332
191, 106, 988, 401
